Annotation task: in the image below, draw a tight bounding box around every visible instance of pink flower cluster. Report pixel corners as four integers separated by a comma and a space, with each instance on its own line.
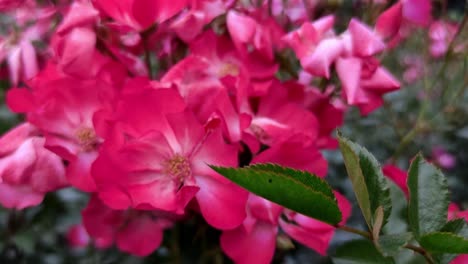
0, 0, 444, 261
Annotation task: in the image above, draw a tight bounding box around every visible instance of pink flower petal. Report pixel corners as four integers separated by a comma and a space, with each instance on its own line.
221, 222, 277, 264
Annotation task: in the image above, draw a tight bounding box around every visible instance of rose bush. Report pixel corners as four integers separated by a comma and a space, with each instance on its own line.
0, 0, 466, 263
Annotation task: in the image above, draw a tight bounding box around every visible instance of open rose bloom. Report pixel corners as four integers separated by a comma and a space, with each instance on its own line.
0, 0, 465, 262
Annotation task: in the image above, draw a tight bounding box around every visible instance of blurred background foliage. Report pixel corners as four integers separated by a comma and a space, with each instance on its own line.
0, 0, 467, 263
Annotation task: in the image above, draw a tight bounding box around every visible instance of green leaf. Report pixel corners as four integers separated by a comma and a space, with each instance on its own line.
338, 134, 392, 229
420, 232, 468, 254
433, 219, 468, 263
376, 232, 413, 257
441, 219, 468, 236
333, 239, 395, 264
210, 163, 341, 224
407, 154, 449, 238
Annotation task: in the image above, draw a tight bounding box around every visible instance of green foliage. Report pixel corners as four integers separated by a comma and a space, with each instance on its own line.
419, 232, 468, 254
333, 239, 395, 264
407, 154, 450, 238
376, 233, 413, 257
210, 163, 342, 225
338, 134, 392, 230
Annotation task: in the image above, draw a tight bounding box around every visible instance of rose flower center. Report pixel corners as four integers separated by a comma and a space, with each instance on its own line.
165, 154, 191, 182
75, 127, 98, 151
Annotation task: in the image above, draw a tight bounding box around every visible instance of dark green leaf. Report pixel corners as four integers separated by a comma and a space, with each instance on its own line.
441, 219, 468, 236
338, 134, 392, 229
333, 239, 395, 264
420, 232, 468, 254
434, 219, 468, 263
210, 163, 341, 224
376, 232, 412, 256
407, 154, 449, 238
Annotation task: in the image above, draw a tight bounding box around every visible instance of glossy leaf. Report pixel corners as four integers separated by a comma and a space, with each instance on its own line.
419, 232, 468, 254
407, 154, 449, 238
338, 134, 392, 229
210, 163, 341, 224
434, 219, 468, 263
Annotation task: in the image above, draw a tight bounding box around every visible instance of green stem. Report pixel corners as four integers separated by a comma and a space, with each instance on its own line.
338, 225, 435, 263
337, 225, 371, 239
404, 244, 435, 264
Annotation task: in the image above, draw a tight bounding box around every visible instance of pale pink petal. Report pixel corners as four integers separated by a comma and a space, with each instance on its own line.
19, 41, 38, 81
57, 1, 99, 34
7, 46, 21, 86
312, 15, 335, 36
0, 123, 37, 156
0, 183, 44, 209
226, 11, 256, 44
301, 37, 343, 78
349, 18, 386, 57
336, 57, 365, 105
57, 27, 97, 77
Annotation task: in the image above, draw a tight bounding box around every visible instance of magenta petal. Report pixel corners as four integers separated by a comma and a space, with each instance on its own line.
58, 27, 96, 77
451, 255, 468, 264
383, 165, 409, 197
131, 0, 159, 29
361, 66, 401, 93
252, 141, 328, 177
402, 0, 431, 26
247, 195, 282, 225
150, 0, 188, 24
6, 88, 36, 113
116, 216, 165, 256
98, 187, 133, 210
221, 222, 277, 264
66, 152, 97, 192
195, 174, 248, 230
280, 217, 334, 255
376, 3, 403, 40
129, 180, 199, 213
